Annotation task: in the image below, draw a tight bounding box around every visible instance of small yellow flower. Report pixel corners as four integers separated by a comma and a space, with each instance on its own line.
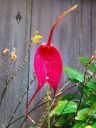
31, 31, 43, 44
2, 48, 9, 55
0, 61, 2, 65
10, 48, 17, 61
85, 125, 92, 128
11, 53, 17, 61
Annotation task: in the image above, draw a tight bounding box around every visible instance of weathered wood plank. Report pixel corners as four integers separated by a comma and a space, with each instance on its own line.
92, 0, 96, 53
78, 0, 92, 57
0, 0, 32, 127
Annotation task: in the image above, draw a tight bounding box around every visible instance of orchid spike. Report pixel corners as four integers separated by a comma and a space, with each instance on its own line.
27, 4, 78, 112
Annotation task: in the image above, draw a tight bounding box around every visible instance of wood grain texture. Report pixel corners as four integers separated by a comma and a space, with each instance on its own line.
0, 0, 31, 127
0, 0, 96, 127
92, 0, 96, 52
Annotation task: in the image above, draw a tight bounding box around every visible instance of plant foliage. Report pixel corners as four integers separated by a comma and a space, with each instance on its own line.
51, 56, 96, 128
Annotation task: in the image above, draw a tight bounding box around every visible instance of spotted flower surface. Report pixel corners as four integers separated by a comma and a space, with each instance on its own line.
27, 4, 78, 111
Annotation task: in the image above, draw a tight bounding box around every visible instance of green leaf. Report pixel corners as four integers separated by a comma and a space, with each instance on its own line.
29, 126, 37, 128
55, 118, 70, 128
75, 108, 89, 120
60, 94, 80, 101
89, 102, 96, 117
84, 80, 96, 96
51, 100, 77, 116
86, 80, 96, 89
73, 122, 87, 128
63, 66, 84, 82
88, 95, 96, 105
63, 66, 96, 97
79, 57, 96, 72
92, 123, 96, 128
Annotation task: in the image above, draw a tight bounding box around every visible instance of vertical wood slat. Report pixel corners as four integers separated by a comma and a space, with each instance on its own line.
0, 0, 96, 127
0, 0, 32, 127
79, 0, 92, 57
92, 0, 96, 52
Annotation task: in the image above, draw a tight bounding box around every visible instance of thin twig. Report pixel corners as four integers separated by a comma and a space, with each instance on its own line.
9, 82, 75, 127
80, 70, 96, 106
75, 59, 92, 113
0, 42, 31, 107
25, 44, 31, 128
5, 77, 35, 128
5, 91, 27, 128
20, 80, 71, 127
20, 96, 45, 128
10, 94, 45, 128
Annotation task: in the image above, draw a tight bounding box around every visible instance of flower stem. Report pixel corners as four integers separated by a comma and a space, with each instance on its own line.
47, 4, 78, 46
46, 83, 51, 128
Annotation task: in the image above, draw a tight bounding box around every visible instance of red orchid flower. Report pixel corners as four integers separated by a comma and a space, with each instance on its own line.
27, 4, 78, 112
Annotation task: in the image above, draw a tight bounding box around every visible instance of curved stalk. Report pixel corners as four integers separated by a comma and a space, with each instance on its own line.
47, 4, 78, 46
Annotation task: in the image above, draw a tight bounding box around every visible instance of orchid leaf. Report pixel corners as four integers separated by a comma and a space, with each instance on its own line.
60, 94, 80, 101
92, 123, 96, 128
75, 108, 89, 120
73, 122, 87, 128
55, 117, 70, 128
64, 66, 84, 82
52, 100, 77, 116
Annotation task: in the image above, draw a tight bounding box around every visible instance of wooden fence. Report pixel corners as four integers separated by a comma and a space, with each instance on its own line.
0, 0, 96, 127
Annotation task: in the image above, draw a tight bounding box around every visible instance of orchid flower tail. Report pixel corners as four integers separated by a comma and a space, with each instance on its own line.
47, 4, 78, 46
26, 83, 43, 113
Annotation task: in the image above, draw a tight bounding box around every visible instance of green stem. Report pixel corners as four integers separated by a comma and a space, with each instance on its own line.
46, 83, 51, 128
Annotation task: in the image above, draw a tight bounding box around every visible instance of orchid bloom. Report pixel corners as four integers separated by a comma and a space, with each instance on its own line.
27, 4, 78, 112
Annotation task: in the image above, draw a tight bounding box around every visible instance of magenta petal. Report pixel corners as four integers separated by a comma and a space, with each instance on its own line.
27, 43, 62, 111
35, 42, 62, 93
